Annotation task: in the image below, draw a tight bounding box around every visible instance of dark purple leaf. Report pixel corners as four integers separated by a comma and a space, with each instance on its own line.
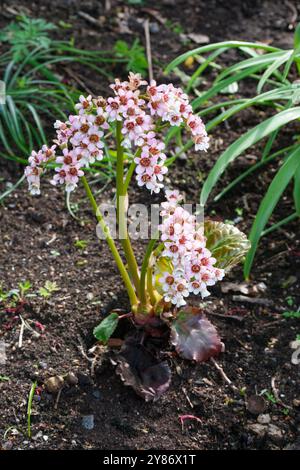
171, 307, 222, 362
114, 333, 171, 401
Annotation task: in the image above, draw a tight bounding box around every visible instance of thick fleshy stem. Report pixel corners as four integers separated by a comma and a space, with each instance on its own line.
147, 263, 159, 306
116, 121, 140, 295
81, 175, 138, 308
140, 237, 157, 306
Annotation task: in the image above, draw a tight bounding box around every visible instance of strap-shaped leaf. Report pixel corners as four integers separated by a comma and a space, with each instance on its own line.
257, 51, 292, 93
204, 220, 250, 271
165, 41, 280, 73
244, 146, 300, 277
200, 107, 300, 206
171, 307, 222, 362
294, 163, 300, 215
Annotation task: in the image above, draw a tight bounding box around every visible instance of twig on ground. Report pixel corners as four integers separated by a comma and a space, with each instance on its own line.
210, 357, 239, 393
285, 0, 298, 28
144, 19, 153, 82
78, 11, 103, 27
64, 67, 94, 95
18, 318, 25, 349
77, 335, 94, 363
232, 295, 273, 306
207, 311, 244, 322
18, 316, 41, 348
182, 387, 194, 409
271, 375, 292, 410
54, 388, 62, 410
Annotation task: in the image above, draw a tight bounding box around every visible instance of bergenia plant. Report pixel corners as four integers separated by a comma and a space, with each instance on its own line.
25, 73, 250, 401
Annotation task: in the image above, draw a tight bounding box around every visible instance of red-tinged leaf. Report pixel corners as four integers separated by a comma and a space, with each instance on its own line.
171, 307, 222, 362
114, 332, 171, 402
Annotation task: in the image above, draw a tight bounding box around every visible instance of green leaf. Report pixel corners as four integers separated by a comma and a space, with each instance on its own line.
204, 220, 250, 271
244, 146, 300, 277
19, 280, 31, 295
293, 162, 300, 215
206, 86, 295, 132
0, 375, 10, 382
165, 41, 280, 73
294, 23, 300, 49
39, 287, 50, 298
217, 50, 287, 83
93, 313, 119, 343
200, 107, 300, 207
257, 51, 292, 93
44, 280, 59, 293
38, 281, 59, 298
282, 311, 300, 319
192, 64, 268, 110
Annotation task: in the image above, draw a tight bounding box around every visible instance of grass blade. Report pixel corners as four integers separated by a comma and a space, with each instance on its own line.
26, 104, 47, 144
27, 381, 37, 438
0, 174, 26, 203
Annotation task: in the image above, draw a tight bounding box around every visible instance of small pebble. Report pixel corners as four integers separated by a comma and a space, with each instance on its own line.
257, 413, 271, 424
44, 376, 64, 394
247, 423, 267, 437
65, 372, 78, 386
92, 389, 101, 399
2, 441, 13, 450
77, 372, 93, 386
246, 395, 267, 415
82, 415, 94, 430
149, 22, 160, 34
267, 424, 283, 443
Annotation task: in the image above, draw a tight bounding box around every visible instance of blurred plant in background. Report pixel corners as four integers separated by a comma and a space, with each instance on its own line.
0, 15, 147, 172
166, 25, 300, 277
114, 39, 148, 75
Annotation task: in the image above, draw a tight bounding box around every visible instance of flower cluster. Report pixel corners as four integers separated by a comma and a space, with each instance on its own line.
24, 145, 56, 195
158, 190, 224, 307
147, 81, 209, 151
107, 74, 168, 193
25, 73, 209, 195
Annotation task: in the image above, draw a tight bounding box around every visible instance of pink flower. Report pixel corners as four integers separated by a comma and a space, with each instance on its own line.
25, 165, 42, 195
128, 72, 147, 90
75, 95, 93, 115
106, 97, 122, 121
51, 149, 84, 192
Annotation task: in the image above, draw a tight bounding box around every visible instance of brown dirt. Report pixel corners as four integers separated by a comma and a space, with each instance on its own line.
0, 0, 299, 451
